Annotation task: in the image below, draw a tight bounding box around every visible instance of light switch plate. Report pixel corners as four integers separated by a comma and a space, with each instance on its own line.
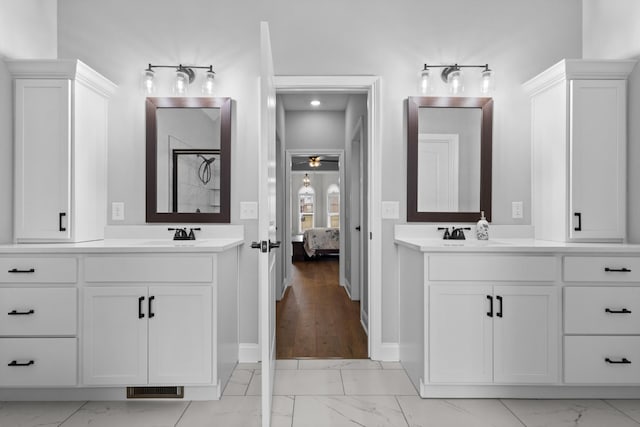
111, 202, 125, 221
512, 201, 523, 219
240, 201, 258, 219
381, 201, 400, 219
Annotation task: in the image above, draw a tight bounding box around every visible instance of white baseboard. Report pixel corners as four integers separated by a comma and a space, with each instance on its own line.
373, 342, 399, 362
239, 343, 260, 363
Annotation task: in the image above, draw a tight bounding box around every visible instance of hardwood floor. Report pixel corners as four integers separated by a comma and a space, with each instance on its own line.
276, 257, 368, 359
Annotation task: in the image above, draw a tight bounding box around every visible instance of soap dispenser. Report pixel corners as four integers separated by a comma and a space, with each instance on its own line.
476, 211, 489, 240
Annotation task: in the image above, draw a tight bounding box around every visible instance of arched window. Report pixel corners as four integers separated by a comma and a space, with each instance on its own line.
326, 184, 340, 228
298, 186, 315, 233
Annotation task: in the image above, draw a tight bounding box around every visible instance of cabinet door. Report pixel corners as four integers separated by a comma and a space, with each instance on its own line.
148, 286, 212, 384
82, 287, 148, 385
429, 285, 492, 383
569, 79, 626, 241
14, 79, 71, 241
493, 286, 558, 384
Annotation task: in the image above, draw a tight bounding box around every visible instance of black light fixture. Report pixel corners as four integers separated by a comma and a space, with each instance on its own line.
142, 63, 215, 96
419, 63, 493, 95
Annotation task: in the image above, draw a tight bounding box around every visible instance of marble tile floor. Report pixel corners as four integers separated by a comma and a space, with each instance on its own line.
2, 360, 640, 427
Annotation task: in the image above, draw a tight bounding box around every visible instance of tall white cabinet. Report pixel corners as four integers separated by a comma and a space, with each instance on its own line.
7, 59, 116, 243
523, 59, 635, 242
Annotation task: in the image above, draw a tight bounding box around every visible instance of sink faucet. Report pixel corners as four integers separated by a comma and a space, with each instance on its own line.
168, 227, 201, 241
438, 227, 451, 240
450, 227, 471, 240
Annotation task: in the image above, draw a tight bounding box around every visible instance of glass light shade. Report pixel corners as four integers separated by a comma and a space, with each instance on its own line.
303, 173, 311, 187
202, 70, 215, 95
447, 69, 464, 94
419, 68, 433, 94
480, 68, 495, 94
142, 69, 156, 95
173, 69, 190, 95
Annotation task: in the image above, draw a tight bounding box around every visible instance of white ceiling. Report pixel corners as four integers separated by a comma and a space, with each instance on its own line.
279, 93, 350, 111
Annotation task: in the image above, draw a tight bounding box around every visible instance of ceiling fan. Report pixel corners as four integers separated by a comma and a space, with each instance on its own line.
293, 155, 339, 168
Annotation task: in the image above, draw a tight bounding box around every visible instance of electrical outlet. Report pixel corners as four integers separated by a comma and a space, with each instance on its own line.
512, 201, 523, 219
381, 201, 400, 219
111, 202, 125, 221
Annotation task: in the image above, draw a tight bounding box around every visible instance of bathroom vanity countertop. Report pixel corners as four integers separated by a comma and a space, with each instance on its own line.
0, 238, 244, 254
394, 237, 640, 253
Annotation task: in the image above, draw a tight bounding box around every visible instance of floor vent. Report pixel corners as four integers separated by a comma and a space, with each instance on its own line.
126, 386, 184, 399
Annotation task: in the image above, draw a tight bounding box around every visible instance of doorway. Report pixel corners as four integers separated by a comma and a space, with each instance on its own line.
275, 92, 369, 359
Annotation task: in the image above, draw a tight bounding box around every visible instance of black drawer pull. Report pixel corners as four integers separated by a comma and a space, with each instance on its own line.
496, 295, 503, 318
604, 267, 631, 273
574, 212, 582, 231
605, 308, 632, 314
138, 296, 145, 319
148, 295, 155, 318
8, 268, 35, 274
486, 295, 493, 317
8, 360, 35, 367
8, 309, 35, 316
59, 212, 66, 232
605, 357, 631, 364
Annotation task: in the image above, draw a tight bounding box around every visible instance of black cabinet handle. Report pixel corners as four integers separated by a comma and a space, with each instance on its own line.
8, 309, 35, 316
605, 357, 631, 364
574, 212, 581, 231
605, 267, 631, 273
148, 296, 155, 318
59, 212, 66, 232
486, 295, 493, 317
8, 268, 35, 273
8, 360, 34, 367
605, 308, 632, 314
496, 295, 503, 318
138, 296, 145, 319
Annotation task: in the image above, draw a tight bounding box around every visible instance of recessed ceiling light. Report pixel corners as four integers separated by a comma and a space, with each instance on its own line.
310, 99, 321, 107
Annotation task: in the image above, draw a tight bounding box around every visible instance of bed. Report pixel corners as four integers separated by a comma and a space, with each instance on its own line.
303, 228, 340, 258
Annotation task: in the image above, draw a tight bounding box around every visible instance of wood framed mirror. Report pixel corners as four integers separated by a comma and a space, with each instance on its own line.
146, 97, 231, 223
407, 96, 493, 222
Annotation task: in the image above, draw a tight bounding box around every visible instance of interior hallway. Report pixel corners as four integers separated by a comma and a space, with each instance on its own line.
276, 257, 368, 359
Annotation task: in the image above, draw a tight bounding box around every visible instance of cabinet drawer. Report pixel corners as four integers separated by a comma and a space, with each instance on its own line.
564, 287, 640, 334
0, 338, 77, 386
85, 256, 213, 283
564, 336, 640, 384
564, 256, 640, 282
0, 288, 77, 336
428, 255, 556, 282
0, 258, 77, 283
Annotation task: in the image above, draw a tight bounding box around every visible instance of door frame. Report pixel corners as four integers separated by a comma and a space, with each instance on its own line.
285, 149, 345, 289
274, 75, 384, 359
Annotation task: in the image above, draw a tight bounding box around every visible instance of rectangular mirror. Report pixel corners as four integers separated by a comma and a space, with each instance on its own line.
146, 97, 231, 223
407, 96, 493, 222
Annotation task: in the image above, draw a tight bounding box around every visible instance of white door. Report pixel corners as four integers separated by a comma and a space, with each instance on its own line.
148, 286, 212, 384
417, 133, 459, 212
569, 79, 626, 241
14, 79, 71, 241
258, 21, 278, 427
493, 286, 558, 384
349, 119, 363, 300
429, 285, 492, 383
82, 286, 147, 385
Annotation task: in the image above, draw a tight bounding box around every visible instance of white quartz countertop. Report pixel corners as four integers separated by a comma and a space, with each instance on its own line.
394, 237, 640, 253
0, 238, 244, 254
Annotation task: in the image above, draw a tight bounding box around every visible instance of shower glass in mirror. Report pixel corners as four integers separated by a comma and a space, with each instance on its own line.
146, 97, 231, 223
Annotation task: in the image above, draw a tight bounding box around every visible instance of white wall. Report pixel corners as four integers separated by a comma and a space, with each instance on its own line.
285, 111, 346, 150
582, 0, 640, 243
0, 0, 57, 244
55, 0, 582, 348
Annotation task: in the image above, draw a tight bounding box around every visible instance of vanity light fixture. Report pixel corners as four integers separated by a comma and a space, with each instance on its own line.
419, 63, 494, 95
303, 173, 311, 187
141, 64, 215, 96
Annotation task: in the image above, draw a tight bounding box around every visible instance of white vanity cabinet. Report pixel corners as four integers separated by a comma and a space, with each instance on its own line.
83, 285, 212, 385
82, 255, 219, 387
0, 256, 78, 387
524, 59, 635, 243
429, 284, 558, 384
426, 255, 558, 386
7, 59, 116, 243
